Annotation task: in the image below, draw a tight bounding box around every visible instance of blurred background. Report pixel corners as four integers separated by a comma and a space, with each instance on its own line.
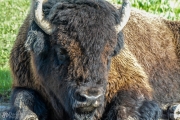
0, 0, 180, 101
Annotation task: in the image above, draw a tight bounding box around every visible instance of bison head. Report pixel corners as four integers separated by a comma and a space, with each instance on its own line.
25, 0, 131, 119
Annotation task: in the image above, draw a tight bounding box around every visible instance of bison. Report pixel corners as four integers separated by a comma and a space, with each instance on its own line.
4, 0, 180, 119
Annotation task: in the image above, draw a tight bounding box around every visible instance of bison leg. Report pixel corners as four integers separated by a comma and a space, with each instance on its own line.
138, 100, 161, 120
168, 103, 180, 120
3, 87, 47, 120
103, 91, 161, 120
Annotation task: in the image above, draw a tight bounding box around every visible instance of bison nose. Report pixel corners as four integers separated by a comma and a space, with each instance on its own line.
74, 87, 103, 105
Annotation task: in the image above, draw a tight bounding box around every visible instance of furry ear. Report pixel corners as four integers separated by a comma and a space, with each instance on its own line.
112, 31, 124, 57
25, 21, 49, 56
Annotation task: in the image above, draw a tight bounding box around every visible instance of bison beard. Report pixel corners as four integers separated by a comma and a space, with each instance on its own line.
8, 0, 180, 120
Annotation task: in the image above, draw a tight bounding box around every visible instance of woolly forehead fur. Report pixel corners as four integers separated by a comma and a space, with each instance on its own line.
42, 0, 122, 81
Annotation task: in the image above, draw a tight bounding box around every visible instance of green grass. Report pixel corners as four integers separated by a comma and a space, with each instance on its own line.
0, 0, 30, 93
0, 68, 11, 99
0, 0, 180, 94
0, 68, 11, 89
108, 0, 180, 20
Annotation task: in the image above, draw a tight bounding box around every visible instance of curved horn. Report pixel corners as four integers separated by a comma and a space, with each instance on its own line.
34, 0, 54, 35
116, 0, 131, 32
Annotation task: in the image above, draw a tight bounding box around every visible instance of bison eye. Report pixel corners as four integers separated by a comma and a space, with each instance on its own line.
54, 46, 68, 64
60, 20, 68, 25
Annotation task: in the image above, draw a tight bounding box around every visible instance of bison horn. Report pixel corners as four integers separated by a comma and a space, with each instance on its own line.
116, 0, 131, 32
33, 0, 130, 34
33, 0, 54, 35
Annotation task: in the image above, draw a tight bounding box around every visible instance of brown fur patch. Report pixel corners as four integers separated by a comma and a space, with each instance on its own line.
122, 8, 180, 105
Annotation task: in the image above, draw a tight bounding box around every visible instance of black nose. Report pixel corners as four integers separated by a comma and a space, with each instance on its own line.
74, 87, 103, 104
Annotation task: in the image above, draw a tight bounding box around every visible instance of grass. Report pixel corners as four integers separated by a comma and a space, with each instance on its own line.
108, 0, 180, 20
0, 68, 12, 101
0, 0, 180, 95
0, 0, 30, 95
0, 68, 11, 90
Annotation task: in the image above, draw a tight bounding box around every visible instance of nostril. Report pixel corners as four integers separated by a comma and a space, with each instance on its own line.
74, 91, 87, 102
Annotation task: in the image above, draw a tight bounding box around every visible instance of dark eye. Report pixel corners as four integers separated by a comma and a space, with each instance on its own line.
60, 20, 68, 25
59, 17, 68, 25
54, 46, 68, 65
57, 48, 67, 61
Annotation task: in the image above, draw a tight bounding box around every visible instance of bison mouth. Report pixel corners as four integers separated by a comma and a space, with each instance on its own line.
76, 106, 96, 113
73, 103, 102, 120
74, 107, 96, 120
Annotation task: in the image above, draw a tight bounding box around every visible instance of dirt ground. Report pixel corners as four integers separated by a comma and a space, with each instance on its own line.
0, 92, 11, 119
0, 103, 10, 119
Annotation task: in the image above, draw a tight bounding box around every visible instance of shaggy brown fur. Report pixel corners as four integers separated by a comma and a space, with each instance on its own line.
123, 8, 180, 106
107, 6, 180, 112
8, 2, 180, 120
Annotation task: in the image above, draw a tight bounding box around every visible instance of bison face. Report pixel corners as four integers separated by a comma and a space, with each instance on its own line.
26, 0, 130, 119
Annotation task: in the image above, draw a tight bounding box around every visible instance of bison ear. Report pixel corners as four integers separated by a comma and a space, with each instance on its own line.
112, 31, 124, 57
25, 21, 49, 56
